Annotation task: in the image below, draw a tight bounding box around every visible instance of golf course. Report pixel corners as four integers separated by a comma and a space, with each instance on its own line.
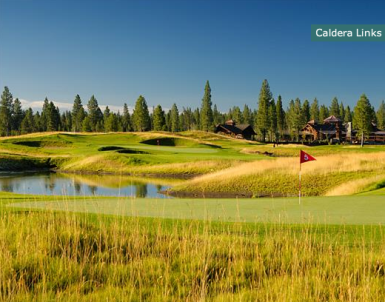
1, 131, 385, 301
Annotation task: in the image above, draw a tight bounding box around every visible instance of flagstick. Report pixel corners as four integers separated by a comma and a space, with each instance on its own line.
299, 162, 301, 205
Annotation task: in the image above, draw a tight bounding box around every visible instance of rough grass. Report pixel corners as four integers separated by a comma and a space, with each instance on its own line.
171, 153, 385, 197
2, 208, 385, 301
0, 132, 262, 176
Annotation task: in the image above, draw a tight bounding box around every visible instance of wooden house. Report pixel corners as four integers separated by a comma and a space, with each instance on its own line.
214, 120, 256, 140
302, 115, 385, 143
301, 116, 345, 142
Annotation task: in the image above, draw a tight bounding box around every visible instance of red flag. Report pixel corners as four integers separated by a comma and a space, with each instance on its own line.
300, 150, 316, 164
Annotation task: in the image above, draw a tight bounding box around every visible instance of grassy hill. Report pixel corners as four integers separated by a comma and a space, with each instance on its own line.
1, 131, 385, 196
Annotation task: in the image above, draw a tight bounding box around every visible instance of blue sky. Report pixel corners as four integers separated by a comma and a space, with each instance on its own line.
0, 0, 385, 112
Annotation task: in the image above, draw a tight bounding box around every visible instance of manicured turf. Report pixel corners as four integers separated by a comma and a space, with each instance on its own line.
7, 194, 385, 225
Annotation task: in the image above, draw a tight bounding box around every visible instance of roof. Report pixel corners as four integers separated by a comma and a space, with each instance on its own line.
215, 123, 256, 135
324, 115, 342, 123
302, 122, 337, 132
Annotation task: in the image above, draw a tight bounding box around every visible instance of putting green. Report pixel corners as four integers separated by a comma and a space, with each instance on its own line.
7, 195, 385, 225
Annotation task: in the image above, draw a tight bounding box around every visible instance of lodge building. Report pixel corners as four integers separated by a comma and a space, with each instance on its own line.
214, 120, 256, 140
301, 115, 385, 143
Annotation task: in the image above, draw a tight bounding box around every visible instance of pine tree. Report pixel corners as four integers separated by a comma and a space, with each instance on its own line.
200, 81, 213, 131
153, 105, 166, 131
71, 95, 85, 132
339, 102, 345, 121
232, 106, 242, 124
301, 99, 310, 125
34, 112, 42, 132
242, 105, 252, 125
104, 106, 111, 119
257, 79, 272, 141
193, 108, 200, 130
213, 104, 222, 126
46, 102, 60, 131
276, 95, 285, 139
319, 105, 329, 122
376, 100, 385, 130
268, 99, 277, 141
353, 94, 373, 136
122, 103, 132, 132
330, 97, 340, 118
82, 116, 91, 132
286, 100, 295, 140
344, 106, 353, 123
41, 98, 50, 131
11, 98, 24, 134
132, 95, 151, 132
87, 95, 102, 132
20, 108, 35, 134
293, 98, 302, 141
105, 113, 118, 132
0, 86, 13, 136
310, 98, 319, 121
170, 103, 179, 132
182, 107, 194, 131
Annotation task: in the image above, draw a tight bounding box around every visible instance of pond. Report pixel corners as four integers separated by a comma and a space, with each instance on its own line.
0, 172, 182, 198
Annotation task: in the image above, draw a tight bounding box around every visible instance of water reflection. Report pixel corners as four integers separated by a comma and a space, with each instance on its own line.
0, 172, 183, 198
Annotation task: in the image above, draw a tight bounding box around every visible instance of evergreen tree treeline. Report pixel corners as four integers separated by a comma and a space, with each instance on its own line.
1, 83, 382, 141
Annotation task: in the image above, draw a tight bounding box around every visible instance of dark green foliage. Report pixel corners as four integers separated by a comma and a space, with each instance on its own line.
330, 97, 340, 118
268, 99, 277, 141
257, 80, 272, 141
339, 102, 345, 121
353, 94, 374, 136
231, 106, 242, 124
0, 86, 13, 136
105, 113, 119, 132
181, 107, 194, 131
153, 105, 166, 131
319, 105, 329, 122
310, 98, 319, 121
276, 96, 285, 138
376, 101, 385, 130
301, 99, 310, 125
122, 103, 132, 132
87, 95, 103, 132
60, 111, 72, 131
46, 102, 60, 131
344, 106, 353, 123
200, 81, 213, 131
170, 103, 179, 132
82, 116, 92, 132
242, 105, 253, 126
11, 98, 24, 134
72, 95, 85, 132
34, 112, 42, 132
20, 108, 35, 134
40, 98, 50, 131
132, 95, 151, 132
213, 104, 222, 126
193, 108, 200, 130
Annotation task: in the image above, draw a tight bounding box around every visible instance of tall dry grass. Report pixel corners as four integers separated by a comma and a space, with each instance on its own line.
1, 208, 385, 301
173, 153, 385, 196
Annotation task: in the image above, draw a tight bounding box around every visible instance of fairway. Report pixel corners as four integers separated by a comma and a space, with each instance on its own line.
8, 194, 385, 225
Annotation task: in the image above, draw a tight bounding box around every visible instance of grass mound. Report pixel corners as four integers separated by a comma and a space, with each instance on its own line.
98, 146, 148, 154
0, 154, 54, 171
98, 146, 125, 151
11, 140, 72, 148
170, 152, 385, 197
141, 137, 221, 149
141, 137, 200, 147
